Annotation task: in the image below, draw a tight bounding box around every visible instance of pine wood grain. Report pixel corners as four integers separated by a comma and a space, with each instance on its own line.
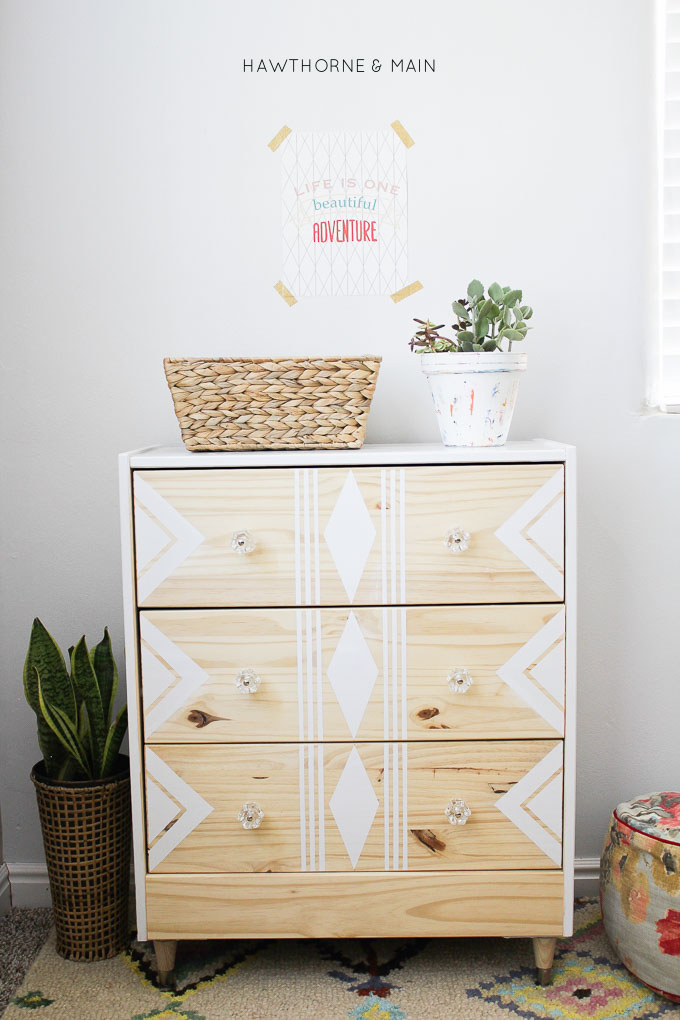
146, 740, 562, 874
145, 870, 566, 939
134, 464, 563, 608
140, 604, 564, 742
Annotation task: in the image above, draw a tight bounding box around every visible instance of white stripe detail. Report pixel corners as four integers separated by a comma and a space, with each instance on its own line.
316, 610, 324, 740
401, 608, 407, 740
296, 610, 304, 740
306, 609, 314, 741
313, 470, 321, 605
402, 742, 408, 870
134, 476, 204, 604
298, 745, 307, 871
390, 470, 397, 604
494, 744, 563, 865
494, 471, 564, 596
141, 616, 210, 737
308, 743, 316, 872
146, 748, 214, 871
497, 608, 566, 734
384, 743, 390, 870
399, 469, 406, 603
294, 470, 302, 605
393, 740, 399, 869
381, 470, 388, 603
317, 742, 326, 871
303, 470, 312, 605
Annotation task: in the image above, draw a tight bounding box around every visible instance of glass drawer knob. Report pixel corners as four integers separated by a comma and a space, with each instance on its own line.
232, 530, 255, 555
238, 802, 264, 829
445, 527, 470, 554
235, 668, 261, 694
447, 668, 473, 694
445, 798, 471, 825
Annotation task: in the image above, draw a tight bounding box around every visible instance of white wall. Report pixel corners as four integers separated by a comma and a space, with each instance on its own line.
1, 0, 677, 874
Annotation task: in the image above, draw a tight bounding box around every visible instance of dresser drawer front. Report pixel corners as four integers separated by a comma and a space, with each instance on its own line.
134, 464, 564, 607
140, 605, 565, 742
145, 740, 562, 874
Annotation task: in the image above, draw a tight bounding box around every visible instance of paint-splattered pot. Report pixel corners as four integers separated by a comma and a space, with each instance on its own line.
420, 353, 527, 447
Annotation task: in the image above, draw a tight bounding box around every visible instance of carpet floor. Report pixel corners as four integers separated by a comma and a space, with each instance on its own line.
2, 900, 680, 1019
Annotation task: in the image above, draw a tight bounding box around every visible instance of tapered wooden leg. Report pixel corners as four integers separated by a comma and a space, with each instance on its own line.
154, 939, 177, 986
532, 936, 557, 985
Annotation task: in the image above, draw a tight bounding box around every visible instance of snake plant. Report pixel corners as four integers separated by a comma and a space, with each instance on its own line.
23, 618, 128, 780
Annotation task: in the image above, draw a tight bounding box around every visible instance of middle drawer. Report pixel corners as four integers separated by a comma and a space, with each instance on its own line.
140, 604, 565, 743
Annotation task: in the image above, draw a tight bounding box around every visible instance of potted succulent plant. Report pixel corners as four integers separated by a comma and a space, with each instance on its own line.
23, 618, 130, 960
410, 279, 533, 446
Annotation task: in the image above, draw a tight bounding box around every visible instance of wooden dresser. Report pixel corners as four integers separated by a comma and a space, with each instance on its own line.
119, 441, 576, 985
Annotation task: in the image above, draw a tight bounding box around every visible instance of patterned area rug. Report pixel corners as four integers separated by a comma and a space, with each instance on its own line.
4, 900, 680, 1019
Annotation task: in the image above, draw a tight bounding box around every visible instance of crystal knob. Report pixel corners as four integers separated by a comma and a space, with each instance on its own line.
235, 668, 261, 694
445, 527, 470, 554
232, 530, 255, 555
445, 798, 471, 825
447, 667, 473, 694
238, 802, 264, 829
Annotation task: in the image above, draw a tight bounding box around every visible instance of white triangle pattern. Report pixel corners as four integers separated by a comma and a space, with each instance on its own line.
526, 499, 564, 569
326, 612, 379, 738
145, 748, 214, 871
141, 616, 211, 737
494, 744, 563, 865
146, 777, 179, 842
497, 608, 565, 733
135, 508, 171, 569
494, 471, 564, 596
526, 775, 563, 840
134, 476, 205, 603
323, 472, 376, 602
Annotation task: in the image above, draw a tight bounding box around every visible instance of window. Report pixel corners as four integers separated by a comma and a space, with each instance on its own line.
660, 0, 680, 410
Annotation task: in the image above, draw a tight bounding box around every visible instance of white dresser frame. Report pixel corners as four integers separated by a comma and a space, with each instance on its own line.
119, 440, 576, 956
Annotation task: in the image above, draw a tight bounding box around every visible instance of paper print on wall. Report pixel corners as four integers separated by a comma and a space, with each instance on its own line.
270, 121, 422, 305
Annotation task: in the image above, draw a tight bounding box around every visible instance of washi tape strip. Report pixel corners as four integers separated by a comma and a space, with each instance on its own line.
391, 280, 423, 303
274, 280, 298, 306
268, 125, 292, 151
390, 120, 415, 148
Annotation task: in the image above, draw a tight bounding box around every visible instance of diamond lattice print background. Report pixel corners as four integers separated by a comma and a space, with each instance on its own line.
280, 129, 408, 298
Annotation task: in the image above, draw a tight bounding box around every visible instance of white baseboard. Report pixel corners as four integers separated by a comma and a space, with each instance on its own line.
7, 862, 51, 909
4, 858, 602, 910
0, 863, 11, 917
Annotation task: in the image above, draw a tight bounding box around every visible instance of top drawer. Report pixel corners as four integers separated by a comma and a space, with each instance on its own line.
133, 464, 564, 608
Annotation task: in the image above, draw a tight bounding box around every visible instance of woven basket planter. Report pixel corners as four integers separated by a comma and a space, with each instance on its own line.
163, 356, 381, 451
31, 756, 131, 961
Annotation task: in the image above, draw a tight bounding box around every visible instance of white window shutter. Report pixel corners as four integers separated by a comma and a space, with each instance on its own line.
662, 0, 680, 406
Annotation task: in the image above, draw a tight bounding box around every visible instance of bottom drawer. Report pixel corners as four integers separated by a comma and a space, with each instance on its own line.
145, 871, 567, 939
145, 740, 563, 874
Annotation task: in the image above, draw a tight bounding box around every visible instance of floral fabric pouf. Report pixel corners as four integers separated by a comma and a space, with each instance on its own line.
601, 791, 680, 1002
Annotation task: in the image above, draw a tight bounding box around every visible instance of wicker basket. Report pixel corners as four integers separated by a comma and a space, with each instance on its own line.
31, 757, 132, 961
163, 356, 381, 451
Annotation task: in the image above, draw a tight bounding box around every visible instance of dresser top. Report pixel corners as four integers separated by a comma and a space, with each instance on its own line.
123, 440, 573, 468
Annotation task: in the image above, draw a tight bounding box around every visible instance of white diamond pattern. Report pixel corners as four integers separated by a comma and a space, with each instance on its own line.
327, 612, 378, 738
329, 746, 378, 869
323, 471, 376, 602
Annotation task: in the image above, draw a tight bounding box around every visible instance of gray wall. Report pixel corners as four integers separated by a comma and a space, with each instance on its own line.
1, 0, 677, 869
